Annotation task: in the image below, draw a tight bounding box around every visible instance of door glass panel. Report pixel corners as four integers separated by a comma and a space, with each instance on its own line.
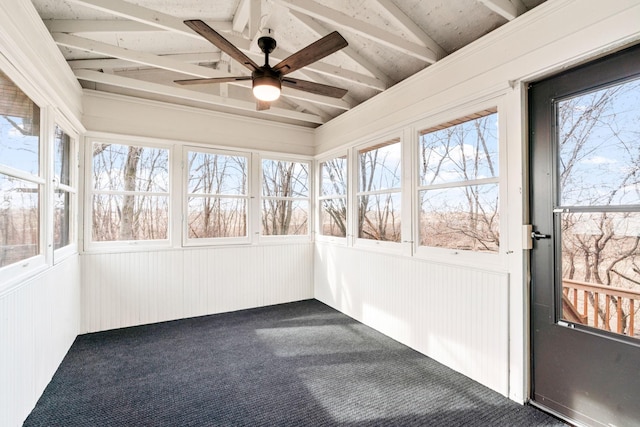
558, 78, 640, 207
557, 77, 640, 339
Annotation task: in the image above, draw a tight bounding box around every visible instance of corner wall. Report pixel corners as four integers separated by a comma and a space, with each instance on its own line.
0, 1, 84, 425
0, 257, 81, 427
313, 0, 640, 402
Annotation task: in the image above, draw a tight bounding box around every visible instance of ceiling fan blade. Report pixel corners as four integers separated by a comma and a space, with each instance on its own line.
282, 77, 348, 98
174, 76, 252, 86
184, 20, 260, 71
256, 100, 271, 111
273, 31, 348, 76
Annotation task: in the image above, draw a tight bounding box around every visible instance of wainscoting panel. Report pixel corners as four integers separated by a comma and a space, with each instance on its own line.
314, 243, 509, 396
0, 256, 81, 427
81, 243, 314, 333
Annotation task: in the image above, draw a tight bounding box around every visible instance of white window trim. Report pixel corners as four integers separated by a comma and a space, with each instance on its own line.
412, 97, 509, 271
182, 145, 252, 247
0, 70, 47, 289
258, 153, 312, 243
84, 134, 174, 252
52, 117, 79, 263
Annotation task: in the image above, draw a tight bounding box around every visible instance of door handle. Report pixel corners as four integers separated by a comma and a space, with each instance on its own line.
531, 231, 551, 240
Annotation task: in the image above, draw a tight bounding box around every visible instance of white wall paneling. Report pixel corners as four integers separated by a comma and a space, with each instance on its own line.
81, 243, 314, 333
0, 256, 81, 427
314, 243, 509, 396
82, 91, 316, 156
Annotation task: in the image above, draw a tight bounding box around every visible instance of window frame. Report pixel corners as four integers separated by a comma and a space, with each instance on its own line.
352, 134, 404, 252
182, 145, 251, 247
258, 153, 312, 243
412, 99, 508, 268
0, 65, 48, 288
51, 118, 79, 263
316, 150, 349, 244
84, 134, 173, 251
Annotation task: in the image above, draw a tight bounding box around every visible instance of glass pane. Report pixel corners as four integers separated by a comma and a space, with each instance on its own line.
558, 78, 640, 207
262, 200, 308, 236
358, 192, 401, 242
54, 126, 71, 186
53, 190, 70, 250
187, 196, 247, 238
560, 211, 640, 338
320, 198, 347, 237
187, 151, 247, 195
320, 156, 347, 196
262, 159, 309, 198
419, 113, 498, 186
358, 139, 401, 192
0, 70, 40, 175
92, 194, 168, 241
0, 174, 39, 267
93, 143, 169, 193
419, 184, 499, 252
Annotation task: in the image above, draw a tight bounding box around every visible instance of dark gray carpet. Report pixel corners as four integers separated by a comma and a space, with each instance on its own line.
24, 299, 565, 426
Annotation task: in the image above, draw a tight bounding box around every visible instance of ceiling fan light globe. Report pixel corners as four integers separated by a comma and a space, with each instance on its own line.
252, 73, 281, 102
253, 84, 281, 102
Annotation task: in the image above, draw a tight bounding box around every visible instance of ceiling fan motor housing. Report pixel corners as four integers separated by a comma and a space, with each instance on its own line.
252, 67, 282, 89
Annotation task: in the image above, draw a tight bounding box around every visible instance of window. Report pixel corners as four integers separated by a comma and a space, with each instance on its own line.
556, 77, 640, 337
90, 140, 170, 243
261, 158, 309, 236
357, 138, 401, 242
53, 125, 76, 252
319, 155, 347, 238
186, 148, 249, 242
0, 69, 42, 268
417, 109, 499, 252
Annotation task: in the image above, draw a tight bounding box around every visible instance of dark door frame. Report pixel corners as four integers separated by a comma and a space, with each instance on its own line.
528, 43, 640, 427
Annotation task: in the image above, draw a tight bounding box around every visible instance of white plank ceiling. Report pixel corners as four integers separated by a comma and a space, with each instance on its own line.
31, 0, 546, 127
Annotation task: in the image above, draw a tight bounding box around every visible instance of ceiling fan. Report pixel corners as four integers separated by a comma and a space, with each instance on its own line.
175, 20, 349, 111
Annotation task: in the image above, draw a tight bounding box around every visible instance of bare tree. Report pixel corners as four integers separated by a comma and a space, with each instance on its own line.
358, 142, 401, 242
262, 160, 308, 235
419, 114, 499, 251
558, 80, 640, 335
320, 158, 347, 237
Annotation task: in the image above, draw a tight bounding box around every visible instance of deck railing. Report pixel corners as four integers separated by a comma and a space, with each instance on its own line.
562, 279, 640, 338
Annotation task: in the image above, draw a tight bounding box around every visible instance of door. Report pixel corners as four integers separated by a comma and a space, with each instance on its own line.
530, 44, 640, 427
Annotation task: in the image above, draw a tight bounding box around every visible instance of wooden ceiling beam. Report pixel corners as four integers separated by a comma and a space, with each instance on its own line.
65, 0, 250, 50
53, 33, 229, 79
375, 0, 447, 59
67, 52, 223, 70
477, 0, 527, 21
290, 11, 391, 89
44, 19, 232, 33
277, 0, 438, 63
232, 0, 250, 33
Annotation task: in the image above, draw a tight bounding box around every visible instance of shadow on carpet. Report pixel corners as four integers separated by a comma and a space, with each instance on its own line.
24, 299, 565, 426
